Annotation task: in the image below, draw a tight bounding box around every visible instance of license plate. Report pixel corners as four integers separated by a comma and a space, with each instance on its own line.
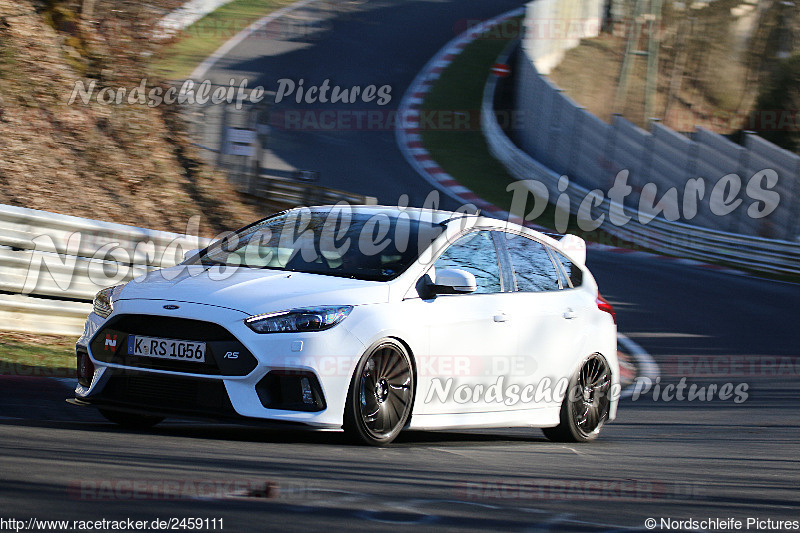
128, 335, 206, 363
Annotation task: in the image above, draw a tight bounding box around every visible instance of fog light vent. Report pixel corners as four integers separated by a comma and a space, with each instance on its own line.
77, 349, 95, 388
256, 371, 326, 412
300, 377, 314, 404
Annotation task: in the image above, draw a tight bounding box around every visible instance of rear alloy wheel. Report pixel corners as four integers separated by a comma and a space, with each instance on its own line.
344, 340, 414, 446
99, 409, 164, 429
542, 353, 611, 442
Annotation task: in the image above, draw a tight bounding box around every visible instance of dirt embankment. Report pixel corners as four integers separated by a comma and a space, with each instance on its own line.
549, 0, 799, 136
0, 0, 261, 236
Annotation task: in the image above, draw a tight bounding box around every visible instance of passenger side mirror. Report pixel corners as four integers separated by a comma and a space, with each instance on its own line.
428, 268, 477, 295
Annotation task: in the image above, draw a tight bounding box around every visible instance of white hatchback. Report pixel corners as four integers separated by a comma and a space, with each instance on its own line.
72, 205, 619, 445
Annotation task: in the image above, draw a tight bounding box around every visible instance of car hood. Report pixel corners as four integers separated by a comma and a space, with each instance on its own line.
118, 265, 390, 315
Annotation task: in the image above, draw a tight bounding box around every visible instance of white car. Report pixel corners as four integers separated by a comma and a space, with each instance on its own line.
72, 205, 619, 445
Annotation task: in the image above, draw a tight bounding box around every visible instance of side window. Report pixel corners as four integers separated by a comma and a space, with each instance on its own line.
434, 231, 502, 294
551, 250, 583, 288
505, 233, 561, 292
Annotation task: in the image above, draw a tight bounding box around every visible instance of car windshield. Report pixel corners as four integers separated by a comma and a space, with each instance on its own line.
199, 209, 446, 281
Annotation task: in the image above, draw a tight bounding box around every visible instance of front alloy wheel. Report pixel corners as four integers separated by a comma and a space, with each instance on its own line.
543, 353, 611, 442
344, 340, 414, 446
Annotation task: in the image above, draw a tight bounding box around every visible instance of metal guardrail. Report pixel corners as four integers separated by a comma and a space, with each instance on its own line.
245, 174, 377, 209
0, 293, 91, 338
514, 0, 800, 241
154, 0, 239, 41
0, 204, 211, 336
481, 55, 800, 276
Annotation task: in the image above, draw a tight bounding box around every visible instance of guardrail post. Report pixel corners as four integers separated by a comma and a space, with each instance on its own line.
569, 108, 586, 182
734, 139, 750, 236
250, 159, 260, 197
217, 104, 229, 170
547, 88, 566, 171
686, 135, 699, 214
605, 114, 621, 191
644, 117, 658, 201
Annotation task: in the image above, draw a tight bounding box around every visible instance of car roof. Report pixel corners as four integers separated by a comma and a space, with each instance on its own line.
302, 204, 471, 223
272, 205, 573, 260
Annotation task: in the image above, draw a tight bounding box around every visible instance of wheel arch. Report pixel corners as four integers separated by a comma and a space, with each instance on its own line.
385, 335, 418, 428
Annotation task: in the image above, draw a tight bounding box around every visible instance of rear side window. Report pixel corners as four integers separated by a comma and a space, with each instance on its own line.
504, 234, 561, 292
551, 250, 583, 288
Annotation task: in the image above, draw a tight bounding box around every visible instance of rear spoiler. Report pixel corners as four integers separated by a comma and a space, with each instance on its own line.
558, 234, 586, 265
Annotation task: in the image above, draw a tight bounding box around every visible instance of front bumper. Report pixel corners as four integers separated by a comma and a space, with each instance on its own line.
74, 299, 367, 428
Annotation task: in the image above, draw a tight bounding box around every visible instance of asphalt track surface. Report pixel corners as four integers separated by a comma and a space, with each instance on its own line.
198, 0, 531, 207
2, 1, 799, 531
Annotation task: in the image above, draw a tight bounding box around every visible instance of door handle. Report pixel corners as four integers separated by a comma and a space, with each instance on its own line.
563, 308, 577, 319
493, 313, 509, 323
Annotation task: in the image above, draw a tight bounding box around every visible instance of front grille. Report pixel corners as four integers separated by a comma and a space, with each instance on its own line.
91, 314, 258, 376
104, 315, 234, 341
97, 370, 236, 417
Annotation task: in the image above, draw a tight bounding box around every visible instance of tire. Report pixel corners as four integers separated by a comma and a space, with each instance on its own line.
98, 409, 164, 429
542, 353, 612, 443
343, 340, 415, 446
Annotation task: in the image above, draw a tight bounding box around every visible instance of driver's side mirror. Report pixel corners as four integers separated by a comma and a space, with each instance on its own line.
427, 268, 477, 295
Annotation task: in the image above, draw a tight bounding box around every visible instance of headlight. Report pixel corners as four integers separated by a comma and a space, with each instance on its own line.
245, 306, 353, 334
93, 285, 124, 319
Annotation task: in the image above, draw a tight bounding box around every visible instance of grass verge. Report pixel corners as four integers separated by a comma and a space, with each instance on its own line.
150, 0, 296, 80
0, 332, 75, 377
